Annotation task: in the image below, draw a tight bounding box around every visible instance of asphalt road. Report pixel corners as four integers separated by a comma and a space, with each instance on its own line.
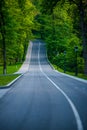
0, 40, 87, 130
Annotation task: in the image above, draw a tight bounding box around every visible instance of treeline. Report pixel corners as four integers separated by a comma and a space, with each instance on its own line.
34, 0, 87, 75
0, 0, 38, 74
0, 0, 87, 75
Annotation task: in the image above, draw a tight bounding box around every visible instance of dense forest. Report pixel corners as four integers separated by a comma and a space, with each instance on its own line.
0, 0, 38, 74
0, 0, 87, 75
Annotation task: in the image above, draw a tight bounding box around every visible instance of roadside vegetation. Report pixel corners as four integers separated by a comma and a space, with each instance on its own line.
0, 63, 21, 86
0, 0, 87, 85
53, 65, 87, 80
33, 0, 87, 77
0, 63, 22, 74
0, 0, 38, 86
0, 0, 38, 74
0, 74, 20, 86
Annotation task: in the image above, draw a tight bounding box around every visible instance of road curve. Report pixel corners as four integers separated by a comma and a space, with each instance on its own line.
0, 40, 87, 130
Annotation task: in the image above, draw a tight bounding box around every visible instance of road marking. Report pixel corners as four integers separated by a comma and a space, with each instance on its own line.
38, 42, 83, 130
54, 70, 87, 84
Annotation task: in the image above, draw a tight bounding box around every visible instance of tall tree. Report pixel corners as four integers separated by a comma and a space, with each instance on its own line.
40, 0, 87, 75
0, 0, 7, 74
0, 0, 38, 74
68, 0, 87, 74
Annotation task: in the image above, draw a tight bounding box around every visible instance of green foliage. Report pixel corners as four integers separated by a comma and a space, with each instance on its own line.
39, 0, 85, 74
0, 63, 22, 74
0, 0, 87, 75
0, 0, 38, 73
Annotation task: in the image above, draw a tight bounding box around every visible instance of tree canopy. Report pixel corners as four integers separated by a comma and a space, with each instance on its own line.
0, 0, 38, 74
38, 0, 87, 75
0, 0, 87, 75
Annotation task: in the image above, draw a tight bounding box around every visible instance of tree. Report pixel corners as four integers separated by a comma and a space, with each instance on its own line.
0, 0, 38, 74
68, 0, 87, 74
0, 0, 7, 74
40, 0, 87, 75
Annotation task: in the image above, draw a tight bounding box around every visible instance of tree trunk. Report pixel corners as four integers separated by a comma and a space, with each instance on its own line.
2, 34, 6, 75
0, 4, 7, 74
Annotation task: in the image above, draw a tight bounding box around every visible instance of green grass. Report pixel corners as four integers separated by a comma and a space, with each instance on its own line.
53, 64, 87, 80
0, 74, 20, 86
0, 63, 22, 86
0, 63, 22, 74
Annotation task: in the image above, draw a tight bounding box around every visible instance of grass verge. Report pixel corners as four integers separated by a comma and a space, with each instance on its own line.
53, 64, 87, 80
0, 63, 22, 87
0, 74, 20, 86
0, 63, 22, 74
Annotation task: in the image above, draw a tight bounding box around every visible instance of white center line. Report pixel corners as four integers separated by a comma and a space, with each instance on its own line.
38, 42, 83, 130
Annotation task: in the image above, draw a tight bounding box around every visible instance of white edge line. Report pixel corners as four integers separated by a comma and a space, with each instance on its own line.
45, 42, 87, 84
55, 70, 87, 84
6, 74, 23, 87
38, 42, 83, 130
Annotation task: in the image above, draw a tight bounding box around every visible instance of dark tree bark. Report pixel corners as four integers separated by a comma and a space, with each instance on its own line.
79, 0, 87, 75
66, 0, 87, 75
0, 1, 7, 74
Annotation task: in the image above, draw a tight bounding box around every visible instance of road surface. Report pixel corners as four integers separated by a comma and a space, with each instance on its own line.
0, 40, 87, 130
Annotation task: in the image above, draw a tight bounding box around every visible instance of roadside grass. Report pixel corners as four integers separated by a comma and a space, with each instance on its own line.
53, 64, 87, 80
0, 74, 20, 86
0, 63, 22, 86
0, 63, 22, 74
